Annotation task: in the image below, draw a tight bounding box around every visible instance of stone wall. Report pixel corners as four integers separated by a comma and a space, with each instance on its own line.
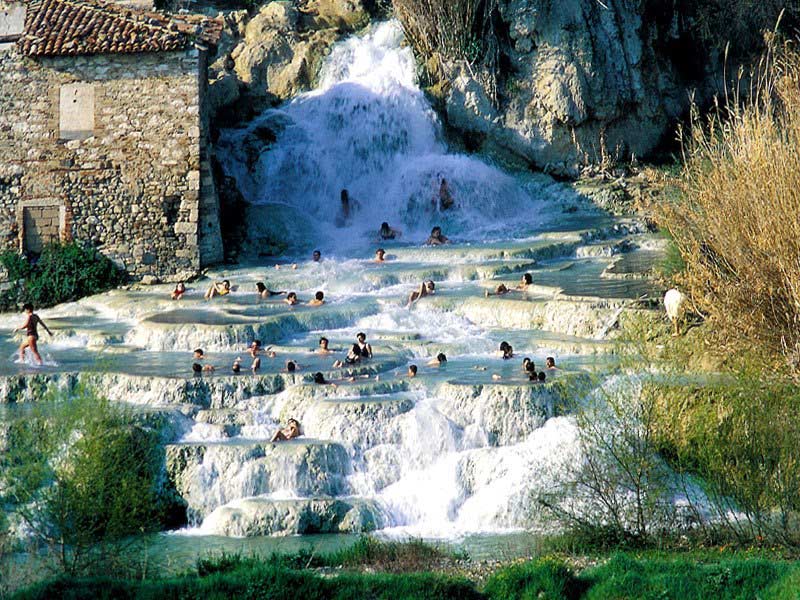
0, 45, 223, 280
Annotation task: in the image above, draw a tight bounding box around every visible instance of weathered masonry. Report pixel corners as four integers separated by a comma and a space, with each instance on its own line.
0, 0, 224, 279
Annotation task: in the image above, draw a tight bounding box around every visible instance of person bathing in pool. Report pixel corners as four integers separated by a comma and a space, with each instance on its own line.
427, 353, 447, 367
308, 291, 325, 306
17, 303, 52, 365
271, 418, 301, 442
407, 280, 435, 306
378, 222, 402, 241
205, 279, 231, 300
425, 226, 449, 246
375, 248, 386, 263
486, 273, 533, 297
285, 292, 299, 306
256, 282, 287, 298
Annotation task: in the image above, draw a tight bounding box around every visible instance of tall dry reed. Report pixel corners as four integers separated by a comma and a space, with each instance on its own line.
662, 43, 800, 363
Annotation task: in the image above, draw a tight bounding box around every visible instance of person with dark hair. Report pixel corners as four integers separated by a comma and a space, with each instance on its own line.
312, 250, 322, 262
313, 371, 328, 384
248, 341, 262, 372
205, 279, 231, 300
271, 418, 301, 442
285, 292, 299, 306
498, 341, 513, 360
308, 291, 325, 306
342, 332, 372, 365
517, 273, 533, 289
375, 248, 386, 263
232, 357, 242, 374
317, 337, 333, 354
256, 282, 287, 298
425, 226, 449, 246
407, 280, 435, 306
407, 364, 418, 377
171, 282, 186, 300
427, 353, 447, 366
538, 371, 546, 382
438, 178, 454, 210
192, 362, 203, 375
379, 222, 402, 240
336, 189, 360, 226
17, 303, 52, 365
193, 348, 204, 359
285, 360, 298, 372
545, 356, 558, 370
485, 284, 510, 297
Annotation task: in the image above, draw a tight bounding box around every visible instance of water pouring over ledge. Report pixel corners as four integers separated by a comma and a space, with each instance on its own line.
0, 19, 672, 550
218, 20, 575, 255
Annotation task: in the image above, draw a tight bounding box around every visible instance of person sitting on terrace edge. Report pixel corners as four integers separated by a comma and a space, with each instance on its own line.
271, 418, 301, 442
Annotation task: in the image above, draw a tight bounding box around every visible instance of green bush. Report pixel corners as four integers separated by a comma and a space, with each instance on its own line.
484, 559, 585, 600
0, 243, 125, 311
0, 388, 172, 575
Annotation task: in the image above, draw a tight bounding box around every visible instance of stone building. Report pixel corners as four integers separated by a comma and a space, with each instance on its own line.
0, 0, 224, 280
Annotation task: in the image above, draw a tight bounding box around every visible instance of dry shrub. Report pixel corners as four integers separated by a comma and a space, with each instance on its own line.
661, 43, 800, 362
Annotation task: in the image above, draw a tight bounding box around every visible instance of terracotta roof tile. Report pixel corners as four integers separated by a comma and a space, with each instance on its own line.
18, 0, 222, 57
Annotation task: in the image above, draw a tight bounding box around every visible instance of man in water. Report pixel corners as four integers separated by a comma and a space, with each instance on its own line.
271, 418, 301, 442
425, 226, 449, 246
312, 250, 322, 262
308, 291, 325, 306
375, 248, 386, 263
379, 222, 402, 240
17, 303, 52, 365
408, 280, 435, 306
439, 178, 454, 210
407, 364, 418, 378
248, 341, 262, 372
427, 353, 447, 367
317, 337, 333, 354
285, 292, 299, 305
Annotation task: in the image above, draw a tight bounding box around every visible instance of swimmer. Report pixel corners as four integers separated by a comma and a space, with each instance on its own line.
284, 360, 300, 373
378, 222, 402, 241
313, 371, 336, 387
204, 279, 231, 300
427, 352, 447, 367
438, 178, 454, 211
407, 364, 418, 378
171, 282, 186, 300
498, 341, 514, 360
516, 273, 533, 290
312, 250, 322, 262
285, 292, 299, 306
192, 348, 215, 371
248, 341, 262, 372
485, 284, 510, 297
232, 357, 242, 374
308, 291, 325, 306
17, 303, 52, 365
408, 280, 435, 306
545, 356, 558, 370
375, 248, 386, 263
425, 226, 449, 246
256, 282, 287, 298
271, 418, 301, 442
317, 337, 333, 354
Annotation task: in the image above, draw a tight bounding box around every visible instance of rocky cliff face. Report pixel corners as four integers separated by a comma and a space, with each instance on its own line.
206, 0, 372, 121
439, 0, 784, 176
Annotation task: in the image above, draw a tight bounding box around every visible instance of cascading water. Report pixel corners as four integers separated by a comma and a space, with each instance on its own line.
218, 21, 563, 255
0, 18, 671, 549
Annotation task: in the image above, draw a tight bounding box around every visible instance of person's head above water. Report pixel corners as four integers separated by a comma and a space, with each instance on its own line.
408, 364, 418, 376
341, 189, 349, 204
431, 226, 442, 237
312, 250, 321, 262
376, 248, 385, 260
192, 362, 202, 374
521, 273, 533, 285
313, 371, 327, 384
286, 360, 297, 372
256, 282, 267, 293
546, 356, 556, 368
500, 341, 510, 352
319, 337, 329, 349
286, 292, 298, 303
315, 291, 324, 301
193, 348, 204, 358
538, 371, 546, 382
425, 280, 435, 292
436, 352, 447, 363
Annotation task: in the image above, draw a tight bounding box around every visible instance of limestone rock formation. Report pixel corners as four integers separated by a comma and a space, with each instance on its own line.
207, 0, 370, 118
438, 0, 775, 176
